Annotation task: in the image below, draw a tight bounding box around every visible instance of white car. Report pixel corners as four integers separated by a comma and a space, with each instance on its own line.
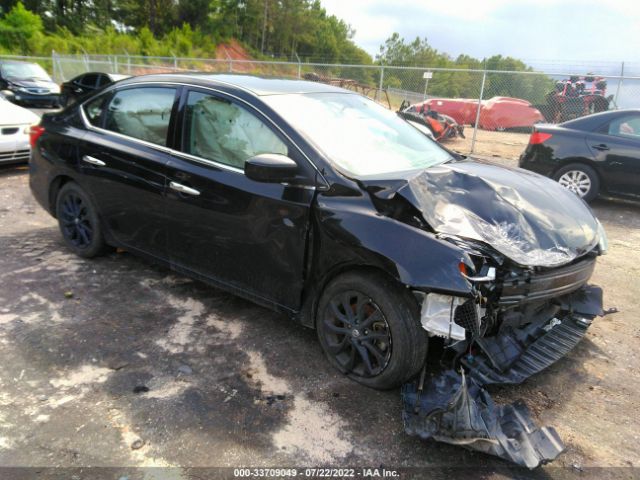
0, 95, 40, 164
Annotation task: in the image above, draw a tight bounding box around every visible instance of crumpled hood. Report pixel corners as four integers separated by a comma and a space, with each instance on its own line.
364, 160, 599, 267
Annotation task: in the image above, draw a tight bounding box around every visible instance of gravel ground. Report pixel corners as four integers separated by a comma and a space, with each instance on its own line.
0, 162, 638, 479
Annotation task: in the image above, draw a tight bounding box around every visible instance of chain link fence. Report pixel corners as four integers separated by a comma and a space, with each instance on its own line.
2, 52, 639, 159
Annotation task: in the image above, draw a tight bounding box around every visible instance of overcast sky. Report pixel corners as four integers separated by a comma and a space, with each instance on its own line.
321, 0, 640, 72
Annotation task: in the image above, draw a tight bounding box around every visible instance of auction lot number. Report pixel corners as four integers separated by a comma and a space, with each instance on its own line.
234, 468, 399, 477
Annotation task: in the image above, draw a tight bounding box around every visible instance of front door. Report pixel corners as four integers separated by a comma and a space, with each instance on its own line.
165, 88, 316, 310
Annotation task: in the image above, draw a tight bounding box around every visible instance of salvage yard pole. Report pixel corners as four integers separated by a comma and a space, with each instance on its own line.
470, 69, 487, 154
614, 61, 624, 109
295, 52, 302, 79
376, 65, 384, 101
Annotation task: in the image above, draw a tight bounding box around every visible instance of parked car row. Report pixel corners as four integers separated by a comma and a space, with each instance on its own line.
0, 60, 128, 108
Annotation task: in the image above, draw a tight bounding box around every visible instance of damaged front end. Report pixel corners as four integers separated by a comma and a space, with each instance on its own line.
402, 213, 606, 467
359, 160, 608, 467
405, 247, 604, 468
418, 247, 604, 387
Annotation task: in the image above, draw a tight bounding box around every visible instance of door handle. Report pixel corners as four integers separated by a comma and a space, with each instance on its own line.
169, 181, 200, 196
592, 144, 609, 151
82, 155, 106, 167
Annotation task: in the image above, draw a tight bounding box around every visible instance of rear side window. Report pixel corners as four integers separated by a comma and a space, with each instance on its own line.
96, 75, 110, 87
607, 115, 640, 139
77, 74, 98, 88
104, 87, 176, 146
84, 95, 106, 126
182, 91, 287, 169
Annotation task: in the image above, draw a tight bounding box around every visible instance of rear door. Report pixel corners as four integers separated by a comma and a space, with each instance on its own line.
78, 85, 179, 260
588, 113, 640, 197
165, 87, 316, 310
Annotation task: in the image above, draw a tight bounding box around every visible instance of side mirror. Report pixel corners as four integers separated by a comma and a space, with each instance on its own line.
245, 153, 298, 183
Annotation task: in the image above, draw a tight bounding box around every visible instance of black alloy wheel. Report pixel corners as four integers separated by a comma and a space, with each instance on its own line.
60, 191, 92, 248
56, 182, 107, 258
321, 291, 392, 378
316, 271, 428, 390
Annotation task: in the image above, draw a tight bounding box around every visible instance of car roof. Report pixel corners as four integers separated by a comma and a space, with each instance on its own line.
117, 73, 353, 96
70, 72, 129, 80
107, 73, 130, 81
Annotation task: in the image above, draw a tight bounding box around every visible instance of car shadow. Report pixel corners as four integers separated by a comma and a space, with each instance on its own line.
0, 226, 600, 472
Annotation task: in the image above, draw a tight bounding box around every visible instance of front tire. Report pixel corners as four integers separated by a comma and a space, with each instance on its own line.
55, 182, 107, 258
553, 163, 600, 202
316, 271, 428, 390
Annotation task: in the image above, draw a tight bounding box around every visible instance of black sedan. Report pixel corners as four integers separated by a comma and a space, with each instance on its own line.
519, 109, 640, 202
29, 74, 606, 392
59, 72, 129, 107
0, 60, 60, 107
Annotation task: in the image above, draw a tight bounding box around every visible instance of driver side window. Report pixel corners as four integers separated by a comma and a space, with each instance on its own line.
182, 91, 288, 169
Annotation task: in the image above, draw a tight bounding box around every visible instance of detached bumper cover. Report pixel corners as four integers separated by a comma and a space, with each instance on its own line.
402, 371, 565, 469
464, 286, 602, 385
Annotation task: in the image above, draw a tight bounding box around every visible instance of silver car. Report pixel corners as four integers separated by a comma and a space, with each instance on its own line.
0, 95, 39, 164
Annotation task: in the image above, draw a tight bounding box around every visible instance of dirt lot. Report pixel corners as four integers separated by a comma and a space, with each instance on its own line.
447, 129, 531, 161
0, 163, 639, 479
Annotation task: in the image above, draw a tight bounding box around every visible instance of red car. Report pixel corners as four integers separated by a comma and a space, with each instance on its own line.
412, 97, 544, 131
479, 97, 545, 131
412, 98, 479, 125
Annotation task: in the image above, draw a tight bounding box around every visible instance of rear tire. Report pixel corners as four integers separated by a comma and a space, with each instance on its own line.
55, 182, 107, 258
553, 163, 600, 202
316, 271, 428, 390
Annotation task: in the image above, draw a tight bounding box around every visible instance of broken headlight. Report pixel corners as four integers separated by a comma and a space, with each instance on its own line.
419, 293, 467, 341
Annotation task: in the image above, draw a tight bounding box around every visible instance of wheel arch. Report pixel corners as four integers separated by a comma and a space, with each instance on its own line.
552, 157, 606, 191
295, 204, 473, 328
302, 263, 415, 330
48, 174, 76, 218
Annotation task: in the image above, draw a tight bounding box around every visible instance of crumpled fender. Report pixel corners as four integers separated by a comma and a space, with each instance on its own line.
315, 196, 473, 296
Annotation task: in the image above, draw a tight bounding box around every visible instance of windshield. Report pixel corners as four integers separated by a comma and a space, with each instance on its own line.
1, 63, 51, 81
263, 92, 452, 177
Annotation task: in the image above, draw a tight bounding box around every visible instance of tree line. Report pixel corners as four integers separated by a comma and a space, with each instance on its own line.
0, 1, 554, 103
0, 0, 371, 64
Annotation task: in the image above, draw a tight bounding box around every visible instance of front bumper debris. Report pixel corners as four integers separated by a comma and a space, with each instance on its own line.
403, 284, 604, 468
402, 371, 565, 468
464, 313, 593, 386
